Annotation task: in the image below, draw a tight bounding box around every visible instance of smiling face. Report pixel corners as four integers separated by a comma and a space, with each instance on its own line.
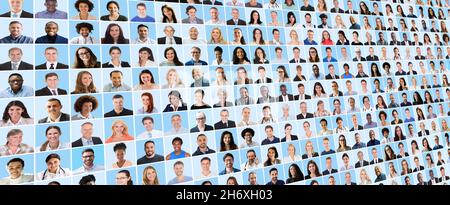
45, 23, 58, 36
109, 26, 121, 39
46, 157, 60, 173
108, 3, 119, 15
8, 105, 23, 120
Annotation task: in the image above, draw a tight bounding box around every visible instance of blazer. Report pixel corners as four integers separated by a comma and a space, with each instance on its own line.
190, 125, 214, 133
330, 8, 344, 13
35, 87, 68, 96
35, 62, 68, 70
325, 74, 339, 80
349, 125, 364, 131
418, 130, 430, 137
297, 113, 314, 120
294, 94, 311, 100
281, 135, 298, 142
71, 137, 103, 148
413, 166, 425, 172
366, 55, 379, 61
370, 158, 384, 165
289, 58, 306, 63
0, 10, 33, 18
157, 36, 182, 44
322, 169, 338, 175
181, 18, 204, 24
38, 113, 70, 123
257, 96, 276, 104
35, 35, 68, 44
203, 0, 223, 5
0, 61, 33, 70
277, 94, 294, 102
255, 77, 273, 84
101, 61, 131, 68
226, 19, 246, 26
214, 120, 236, 130
355, 160, 369, 168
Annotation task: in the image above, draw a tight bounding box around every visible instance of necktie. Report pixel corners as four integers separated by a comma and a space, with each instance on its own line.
12, 13, 18, 18
50, 64, 55, 69
169, 38, 173, 44
51, 90, 57, 95
87, 140, 93, 145
12, 63, 18, 70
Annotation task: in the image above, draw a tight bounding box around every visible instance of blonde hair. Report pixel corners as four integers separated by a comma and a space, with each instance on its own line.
142, 166, 160, 185
111, 120, 129, 136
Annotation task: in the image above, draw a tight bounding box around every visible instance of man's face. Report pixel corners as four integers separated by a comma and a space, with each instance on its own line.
82, 151, 94, 167
240, 88, 249, 98
9, 49, 22, 62
8, 75, 23, 91
249, 173, 257, 184
197, 136, 207, 148
81, 123, 93, 138
270, 171, 278, 181
187, 8, 196, 18
7, 161, 23, 179
45, 49, 58, 62
273, 31, 280, 40
46, 76, 59, 88
201, 159, 210, 171
9, 23, 22, 37
138, 27, 148, 38
174, 164, 184, 176
46, 100, 62, 115
143, 119, 154, 131
220, 111, 229, 122
210, 8, 218, 19
113, 98, 124, 110
164, 27, 175, 37
137, 5, 146, 16
45, 0, 57, 12
9, 0, 22, 12
45, 23, 58, 36
110, 72, 123, 87
323, 140, 330, 149
145, 142, 155, 156
232, 9, 239, 19
191, 48, 201, 60
171, 116, 181, 128
265, 128, 273, 137
224, 156, 233, 168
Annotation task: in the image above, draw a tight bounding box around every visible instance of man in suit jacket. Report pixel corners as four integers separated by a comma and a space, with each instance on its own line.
36, 72, 68, 96
72, 122, 103, 147
0, 47, 33, 70
226, 8, 246, 25
255, 77, 272, 84
35, 47, 68, 70
38, 98, 70, 123
181, 6, 204, 24
418, 129, 430, 137
203, 0, 223, 5
214, 109, 236, 130
297, 102, 314, 119
277, 85, 294, 102
370, 158, 383, 165
101, 61, 131, 68
325, 73, 339, 80
157, 25, 182, 44
0, 0, 33, 18
355, 160, 369, 168
190, 112, 214, 133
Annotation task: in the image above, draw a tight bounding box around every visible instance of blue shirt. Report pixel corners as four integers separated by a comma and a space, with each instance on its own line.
404, 117, 415, 123
169, 150, 188, 160
323, 57, 337, 62
131, 16, 155, 22
185, 59, 208, 66
0, 86, 34, 98
219, 168, 240, 175
0, 35, 33, 44
303, 38, 318, 45
35, 10, 67, 19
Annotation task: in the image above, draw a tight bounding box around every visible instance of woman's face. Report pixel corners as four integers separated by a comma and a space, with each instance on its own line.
361, 170, 367, 179
8, 105, 23, 119
252, 12, 259, 20
289, 14, 295, 23
163, 8, 173, 18
81, 73, 93, 87
46, 158, 60, 173
268, 149, 275, 159
46, 128, 60, 144
234, 29, 242, 40
108, 3, 119, 15
323, 31, 329, 39
166, 49, 175, 61
140, 73, 152, 84
289, 166, 296, 176
254, 29, 261, 39
288, 145, 294, 154
290, 31, 298, 39
78, 3, 90, 13
315, 85, 322, 93
116, 173, 130, 185
194, 92, 202, 103
211, 29, 220, 40
110, 49, 121, 60
115, 149, 125, 161
7, 133, 22, 146
168, 71, 177, 82
256, 49, 264, 59
141, 95, 150, 106
236, 48, 244, 59
216, 68, 224, 79
339, 137, 345, 146
223, 134, 231, 145
308, 163, 316, 173
78, 48, 91, 61
139, 51, 150, 61
114, 122, 125, 134
81, 102, 93, 114
146, 169, 156, 182
306, 142, 313, 151
109, 26, 121, 39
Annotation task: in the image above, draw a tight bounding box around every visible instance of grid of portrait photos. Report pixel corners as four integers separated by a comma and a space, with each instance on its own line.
0, 0, 450, 186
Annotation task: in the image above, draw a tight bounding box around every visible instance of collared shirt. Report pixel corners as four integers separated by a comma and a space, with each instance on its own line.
133, 37, 156, 44
11, 10, 23, 18
43, 142, 70, 151
0, 86, 34, 98
70, 36, 99, 44
71, 113, 93, 121
35, 10, 67, 19
237, 120, 257, 127
0, 174, 34, 185
137, 130, 163, 139
0, 35, 34, 44
45, 62, 59, 70
11, 61, 22, 70
81, 137, 94, 146
165, 37, 176, 44
103, 83, 131, 92
241, 161, 261, 171
0, 143, 34, 156
166, 127, 189, 136
0, 117, 34, 127
183, 38, 207, 45
46, 113, 62, 123
37, 167, 71, 180
73, 164, 104, 175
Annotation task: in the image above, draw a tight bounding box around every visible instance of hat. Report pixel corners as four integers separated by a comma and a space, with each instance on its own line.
319, 14, 328, 19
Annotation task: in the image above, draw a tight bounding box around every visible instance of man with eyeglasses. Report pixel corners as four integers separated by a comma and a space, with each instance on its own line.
190, 112, 214, 133
73, 148, 104, 175
185, 47, 208, 66
0, 73, 33, 98
38, 98, 70, 123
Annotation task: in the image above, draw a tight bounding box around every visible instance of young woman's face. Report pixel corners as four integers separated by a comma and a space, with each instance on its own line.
140, 73, 152, 84
110, 49, 121, 60
115, 149, 125, 161
194, 92, 202, 103
8, 105, 23, 119
268, 149, 275, 159
81, 102, 93, 114
166, 50, 175, 61
254, 30, 261, 39
108, 3, 119, 15
146, 169, 156, 181
116, 172, 130, 185
141, 95, 150, 106
46, 128, 61, 144
252, 12, 259, 20
109, 26, 121, 38
114, 123, 125, 134
81, 73, 93, 87
256, 49, 264, 58
163, 8, 173, 18
78, 3, 90, 13
236, 49, 245, 59
168, 71, 177, 82
211, 29, 220, 40
46, 158, 60, 173
78, 48, 91, 61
